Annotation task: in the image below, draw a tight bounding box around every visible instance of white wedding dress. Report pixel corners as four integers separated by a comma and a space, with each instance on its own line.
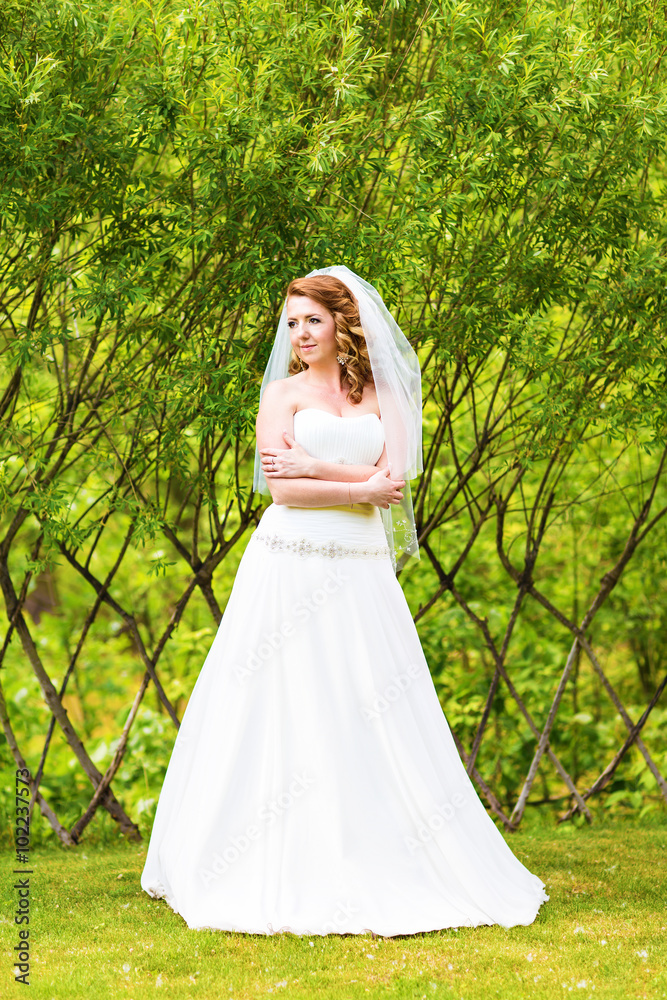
141, 408, 548, 935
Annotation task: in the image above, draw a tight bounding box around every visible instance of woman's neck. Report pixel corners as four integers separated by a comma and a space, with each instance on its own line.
302, 361, 343, 394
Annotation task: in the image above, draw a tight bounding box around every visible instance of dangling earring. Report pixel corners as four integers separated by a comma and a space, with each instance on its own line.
295, 352, 306, 371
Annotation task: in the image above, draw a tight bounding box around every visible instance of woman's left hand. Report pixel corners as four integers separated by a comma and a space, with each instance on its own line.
260, 431, 316, 478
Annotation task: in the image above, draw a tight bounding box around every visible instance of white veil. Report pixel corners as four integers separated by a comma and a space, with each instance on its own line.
252, 265, 423, 570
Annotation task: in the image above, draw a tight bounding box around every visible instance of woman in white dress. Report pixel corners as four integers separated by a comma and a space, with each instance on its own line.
141, 266, 548, 935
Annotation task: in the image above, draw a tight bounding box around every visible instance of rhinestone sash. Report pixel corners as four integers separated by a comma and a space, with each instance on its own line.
252, 531, 390, 560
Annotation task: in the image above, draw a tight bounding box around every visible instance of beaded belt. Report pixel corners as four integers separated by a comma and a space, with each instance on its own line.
252, 531, 390, 560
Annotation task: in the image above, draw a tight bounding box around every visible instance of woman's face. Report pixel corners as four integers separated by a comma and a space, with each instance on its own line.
286, 295, 337, 366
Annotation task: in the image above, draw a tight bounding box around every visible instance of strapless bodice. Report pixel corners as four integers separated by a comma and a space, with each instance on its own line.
253, 408, 389, 559
292, 408, 385, 466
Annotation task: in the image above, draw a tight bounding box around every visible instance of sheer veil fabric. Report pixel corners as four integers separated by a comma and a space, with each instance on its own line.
252, 266, 423, 570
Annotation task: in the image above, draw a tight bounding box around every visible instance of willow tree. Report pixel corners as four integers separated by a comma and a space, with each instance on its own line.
1, 0, 666, 844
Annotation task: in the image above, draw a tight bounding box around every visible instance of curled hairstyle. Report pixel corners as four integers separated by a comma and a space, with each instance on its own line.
286, 276, 373, 404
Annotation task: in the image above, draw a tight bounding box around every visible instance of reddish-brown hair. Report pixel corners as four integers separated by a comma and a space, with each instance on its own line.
286, 275, 373, 404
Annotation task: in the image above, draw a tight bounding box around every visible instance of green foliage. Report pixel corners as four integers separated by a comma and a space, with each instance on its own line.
1, 0, 666, 843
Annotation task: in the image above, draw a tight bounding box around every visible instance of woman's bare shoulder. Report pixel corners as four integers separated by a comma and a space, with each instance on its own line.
260, 374, 302, 408
360, 381, 380, 413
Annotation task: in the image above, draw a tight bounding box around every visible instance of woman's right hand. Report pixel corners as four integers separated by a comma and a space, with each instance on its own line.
361, 468, 406, 509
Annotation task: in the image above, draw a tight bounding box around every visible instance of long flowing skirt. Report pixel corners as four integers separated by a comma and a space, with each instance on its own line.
141, 503, 548, 935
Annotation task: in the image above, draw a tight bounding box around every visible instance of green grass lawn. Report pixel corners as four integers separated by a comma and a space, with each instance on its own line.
1, 819, 665, 1000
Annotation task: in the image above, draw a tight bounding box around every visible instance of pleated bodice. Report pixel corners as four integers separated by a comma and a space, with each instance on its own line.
254, 408, 389, 558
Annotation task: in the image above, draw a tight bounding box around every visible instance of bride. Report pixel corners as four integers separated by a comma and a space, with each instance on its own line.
141, 266, 548, 935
